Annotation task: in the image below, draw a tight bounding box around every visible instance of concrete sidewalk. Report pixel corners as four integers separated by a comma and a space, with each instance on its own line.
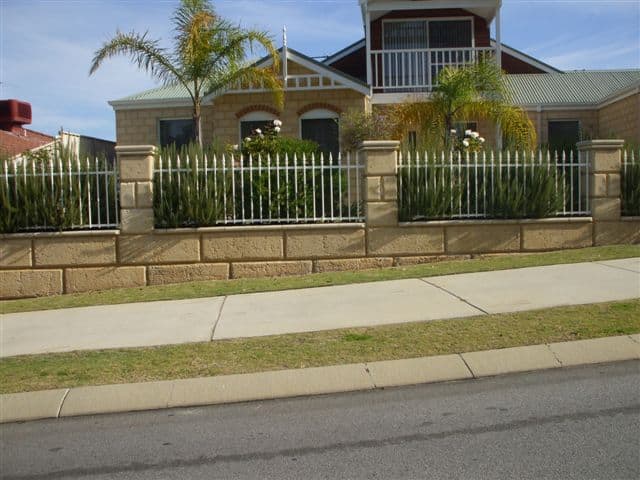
1, 258, 639, 358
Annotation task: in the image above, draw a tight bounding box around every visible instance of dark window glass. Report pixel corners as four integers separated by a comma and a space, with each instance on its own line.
159, 119, 194, 148
548, 121, 580, 152
428, 20, 472, 48
301, 118, 339, 158
408, 131, 417, 150
383, 21, 428, 49
240, 120, 274, 141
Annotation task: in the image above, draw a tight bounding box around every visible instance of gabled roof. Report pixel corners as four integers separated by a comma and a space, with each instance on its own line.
110, 47, 370, 110
0, 128, 55, 158
323, 38, 562, 74
505, 70, 640, 107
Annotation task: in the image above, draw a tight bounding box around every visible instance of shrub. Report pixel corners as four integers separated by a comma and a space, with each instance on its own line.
399, 152, 568, 221
241, 120, 320, 158
339, 109, 395, 152
0, 147, 116, 233
622, 158, 640, 216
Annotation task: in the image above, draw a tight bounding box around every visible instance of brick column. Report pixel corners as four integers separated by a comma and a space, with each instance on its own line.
577, 140, 624, 220
116, 145, 156, 234
358, 141, 400, 227
577, 139, 624, 245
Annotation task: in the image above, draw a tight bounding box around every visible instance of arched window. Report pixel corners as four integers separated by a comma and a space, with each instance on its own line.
299, 109, 340, 158
239, 111, 277, 142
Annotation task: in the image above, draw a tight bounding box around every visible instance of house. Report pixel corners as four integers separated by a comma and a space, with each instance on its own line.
0, 99, 116, 162
110, 0, 640, 152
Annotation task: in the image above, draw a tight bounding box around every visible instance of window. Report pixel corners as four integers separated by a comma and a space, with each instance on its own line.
428, 21, 472, 48
300, 109, 340, 159
548, 121, 580, 152
239, 111, 277, 142
383, 19, 473, 49
159, 119, 195, 148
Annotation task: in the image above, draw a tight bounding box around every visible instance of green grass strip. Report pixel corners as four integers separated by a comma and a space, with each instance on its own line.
1, 299, 638, 394
2, 244, 638, 314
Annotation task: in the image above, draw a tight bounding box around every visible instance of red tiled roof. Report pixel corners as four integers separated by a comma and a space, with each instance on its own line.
0, 128, 55, 157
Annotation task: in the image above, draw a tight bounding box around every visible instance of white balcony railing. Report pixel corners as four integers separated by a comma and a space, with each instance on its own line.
370, 47, 495, 92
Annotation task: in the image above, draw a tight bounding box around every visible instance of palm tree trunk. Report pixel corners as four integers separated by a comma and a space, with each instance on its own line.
193, 101, 202, 147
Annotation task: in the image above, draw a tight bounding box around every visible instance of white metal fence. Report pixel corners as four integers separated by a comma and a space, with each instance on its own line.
398, 150, 590, 221
154, 152, 363, 228
1, 155, 118, 233
370, 47, 494, 92
622, 149, 640, 217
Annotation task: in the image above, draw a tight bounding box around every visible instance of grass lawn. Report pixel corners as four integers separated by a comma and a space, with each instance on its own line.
1, 299, 638, 394
2, 244, 639, 314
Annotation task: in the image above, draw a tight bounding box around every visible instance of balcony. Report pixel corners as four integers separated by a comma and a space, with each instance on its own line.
370, 47, 495, 93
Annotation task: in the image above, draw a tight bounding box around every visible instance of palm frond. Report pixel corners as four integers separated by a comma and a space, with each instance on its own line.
89, 31, 182, 88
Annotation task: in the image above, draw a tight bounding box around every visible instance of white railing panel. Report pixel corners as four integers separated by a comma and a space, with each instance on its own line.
154, 152, 364, 226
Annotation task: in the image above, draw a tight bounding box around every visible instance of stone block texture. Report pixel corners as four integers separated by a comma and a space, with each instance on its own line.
285, 229, 366, 259
202, 231, 283, 261
119, 235, 200, 264
368, 227, 444, 256
594, 221, 640, 245
231, 261, 312, 279
315, 257, 394, 273
64, 267, 146, 293
34, 237, 116, 266
1, 270, 63, 298
446, 225, 520, 254
147, 263, 230, 285
522, 223, 593, 251
1, 239, 32, 267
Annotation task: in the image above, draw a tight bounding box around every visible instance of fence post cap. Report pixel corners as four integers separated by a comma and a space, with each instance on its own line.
358, 140, 400, 151
576, 139, 625, 150
115, 145, 157, 156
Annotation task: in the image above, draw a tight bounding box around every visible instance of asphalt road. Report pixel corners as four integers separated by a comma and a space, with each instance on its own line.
1, 361, 639, 480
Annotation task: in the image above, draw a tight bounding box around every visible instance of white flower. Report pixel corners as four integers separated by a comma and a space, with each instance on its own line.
478, 137, 485, 143
245, 137, 252, 142
465, 129, 473, 136
462, 139, 470, 147
274, 126, 281, 133
273, 119, 282, 127
255, 128, 262, 135
450, 129, 457, 135
232, 144, 239, 151
470, 131, 480, 139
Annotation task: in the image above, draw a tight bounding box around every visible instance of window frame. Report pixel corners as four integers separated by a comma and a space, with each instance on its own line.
382, 17, 475, 50
299, 108, 341, 156
238, 111, 278, 143
547, 119, 582, 153
157, 117, 195, 148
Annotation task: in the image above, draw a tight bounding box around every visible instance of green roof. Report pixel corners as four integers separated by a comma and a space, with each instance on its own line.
505, 70, 640, 106
115, 83, 191, 102
113, 69, 640, 106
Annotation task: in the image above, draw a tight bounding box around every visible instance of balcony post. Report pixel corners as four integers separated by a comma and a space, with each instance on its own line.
365, 10, 372, 93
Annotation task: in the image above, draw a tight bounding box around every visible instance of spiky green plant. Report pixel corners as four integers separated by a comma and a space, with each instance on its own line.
154, 143, 359, 227
0, 147, 117, 233
622, 152, 640, 216
90, 0, 283, 145
398, 151, 567, 221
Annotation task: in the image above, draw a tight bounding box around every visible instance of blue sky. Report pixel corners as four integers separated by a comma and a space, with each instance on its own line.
1, 0, 638, 141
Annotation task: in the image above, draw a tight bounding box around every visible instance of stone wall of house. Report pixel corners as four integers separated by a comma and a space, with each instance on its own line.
525, 109, 599, 148
597, 92, 640, 144
115, 88, 368, 148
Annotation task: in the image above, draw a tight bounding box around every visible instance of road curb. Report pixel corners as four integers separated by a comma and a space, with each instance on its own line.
1, 335, 638, 424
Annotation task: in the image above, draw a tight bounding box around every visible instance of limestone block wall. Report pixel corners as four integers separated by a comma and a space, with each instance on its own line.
115, 88, 368, 148
1, 141, 638, 300
597, 92, 640, 144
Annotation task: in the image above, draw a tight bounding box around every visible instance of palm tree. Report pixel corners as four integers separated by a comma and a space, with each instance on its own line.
390, 60, 535, 150
90, 0, 283, 146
